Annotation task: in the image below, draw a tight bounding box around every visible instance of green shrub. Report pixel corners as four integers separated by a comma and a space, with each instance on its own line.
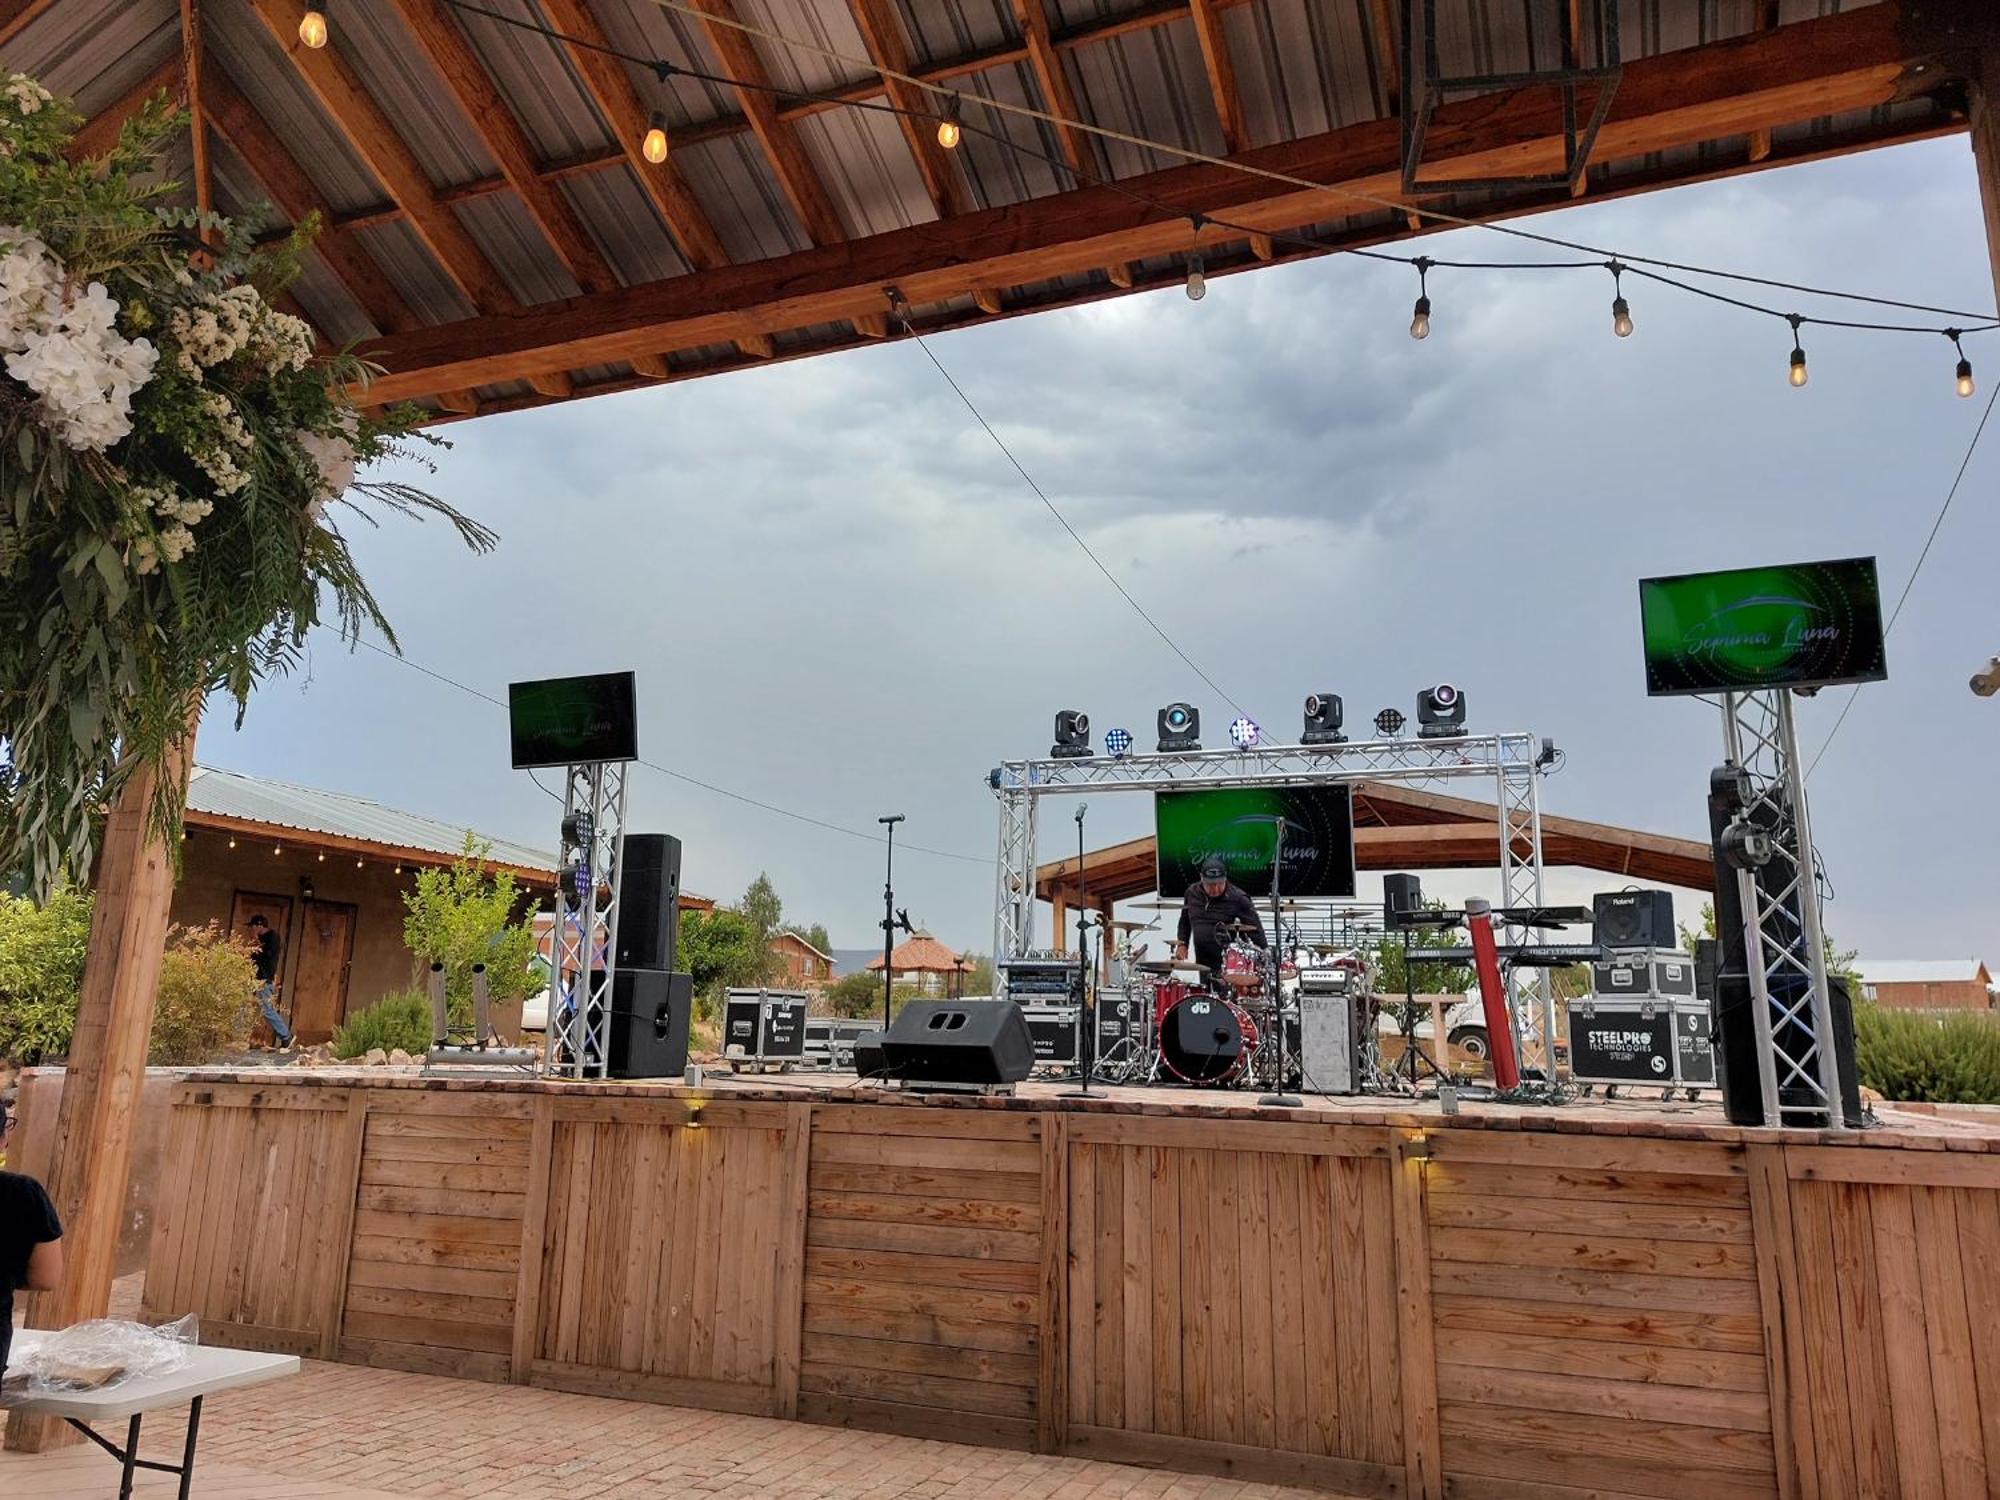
402, 835, 539, 1019
1853, 1003, 2000, 1105
819, 970, 881, 1019
0, 886, 93, 1063
331, 989, 435, 1059
150, 924, 255, 1064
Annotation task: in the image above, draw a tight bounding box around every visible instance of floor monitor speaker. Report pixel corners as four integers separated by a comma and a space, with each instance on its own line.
1593, 889, 1675, 950
882, 1000, 1033, 1086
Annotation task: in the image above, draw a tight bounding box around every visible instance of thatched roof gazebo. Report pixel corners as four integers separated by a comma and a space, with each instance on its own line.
868, 933, 976, 996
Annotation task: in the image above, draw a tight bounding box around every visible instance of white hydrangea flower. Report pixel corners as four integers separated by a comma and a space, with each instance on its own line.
5, 75, 51, 114
296, 412, 359, 511
1, 265, 158, 451
0, 227, 59, 352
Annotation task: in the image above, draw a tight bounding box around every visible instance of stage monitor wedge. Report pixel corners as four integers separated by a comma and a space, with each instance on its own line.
509, 672, 638, 768
1638, 557, 1886, 696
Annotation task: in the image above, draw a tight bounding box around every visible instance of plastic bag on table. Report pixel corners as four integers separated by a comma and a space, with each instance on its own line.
20, 1314, 200, 1393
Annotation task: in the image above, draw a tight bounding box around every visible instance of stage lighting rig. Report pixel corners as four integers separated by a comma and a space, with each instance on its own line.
560, 810, 595, 848
1052, 709, 1094, 758
1373, 707, 1406, 738
1104, 727, 1134, 758
1417, 682, 1467, 738
1157, 702, 1201, 752
1301, 692, 1346, 745
1227, 716, 1261, 749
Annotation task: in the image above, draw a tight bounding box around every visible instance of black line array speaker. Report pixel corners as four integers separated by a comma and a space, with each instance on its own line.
1383, 872, 1425, 929
1592, 889, 1676, 950
882, 1000, 1034, 1086
606, 967, 692, 1080
616, 833, 683, 970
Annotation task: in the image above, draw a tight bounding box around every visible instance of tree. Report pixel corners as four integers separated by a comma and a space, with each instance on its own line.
798, 922, 832, 956
680, 908, 769, 998
740, 873, 782, 944
402, 834, 539, 1021
0, 885, 93, 1063
822, 969, 882, 1019
1375, 901, 1474, 996
958, 953, 995, 996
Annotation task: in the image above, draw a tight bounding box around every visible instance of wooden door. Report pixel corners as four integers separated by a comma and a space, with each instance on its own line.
290, 900, 357, 1044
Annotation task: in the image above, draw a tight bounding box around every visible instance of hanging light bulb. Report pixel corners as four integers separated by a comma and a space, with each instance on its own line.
936, 98, 962, 151
299, 6, 329, 48
1409, 257, 1433, 340
1607, 261, 1632, 337
1949, 332, 1975, 398
1787, 316, 1807, 388
1185, 215, 1206, 301
641, 111, 669, 165
227, 837, 237, 850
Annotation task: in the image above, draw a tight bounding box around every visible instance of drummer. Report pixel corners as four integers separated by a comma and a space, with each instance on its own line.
1174, 855, 1267, 973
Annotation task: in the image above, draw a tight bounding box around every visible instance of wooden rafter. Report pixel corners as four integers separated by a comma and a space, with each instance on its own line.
1187, 0, 1247, 153
67, 58, 179, 161
845, 0, 970, 219
245, 0, 519, 315
1748, 0, 1782, 163
1361, 0, 1423, 230
179, 0, 214, 234
204, 66, 418, 337
1009, 0, 1093, 175
0, 0, 53, 47
534, 0, 728, 271
349, 6, 1931, 404
387, 0, 619, 295
687, 0, 845, 246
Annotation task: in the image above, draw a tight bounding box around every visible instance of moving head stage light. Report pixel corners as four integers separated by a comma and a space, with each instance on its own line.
1157, 702, 1201, 752
1417, 682, 1467, 738
1301, 692, 1346, 745
1052, 709, 1093, 758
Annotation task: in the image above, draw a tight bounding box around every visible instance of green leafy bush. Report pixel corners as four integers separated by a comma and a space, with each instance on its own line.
331, 989, 434, 1059
402, 835, 538, 1025
0, 886, 93, 1063
820, 969, 881, 1019
150, 923, 255, 1064
1853, 1003, 2000, 1105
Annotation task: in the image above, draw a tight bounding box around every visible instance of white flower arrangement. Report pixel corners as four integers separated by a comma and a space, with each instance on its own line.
0, 227, 157, 450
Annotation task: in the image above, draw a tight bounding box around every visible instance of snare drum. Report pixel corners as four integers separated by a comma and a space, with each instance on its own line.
1220, 941, 1264, 994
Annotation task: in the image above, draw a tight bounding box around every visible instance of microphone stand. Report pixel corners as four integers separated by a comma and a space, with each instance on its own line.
1062, 803, 1097, 1097
878, 814, 904, 1031
1258, 818, 1302, 1108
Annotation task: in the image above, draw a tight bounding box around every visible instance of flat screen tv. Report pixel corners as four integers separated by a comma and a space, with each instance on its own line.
1639, 556, 1886, 697
508, 672, 638, 768
1154, 785, 1356, 899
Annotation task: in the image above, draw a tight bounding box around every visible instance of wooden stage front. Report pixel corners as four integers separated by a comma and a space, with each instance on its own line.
130, 1070, 2000, 1500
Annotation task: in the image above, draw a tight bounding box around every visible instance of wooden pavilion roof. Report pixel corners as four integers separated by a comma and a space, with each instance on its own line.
1035, 778, 1715, 906
12, 1, 1982, 422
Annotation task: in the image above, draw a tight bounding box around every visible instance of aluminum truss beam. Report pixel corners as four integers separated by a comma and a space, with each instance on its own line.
989, 732, 1559, 1074
543, 761, 628, 1080
1719, 692, 1848, 1127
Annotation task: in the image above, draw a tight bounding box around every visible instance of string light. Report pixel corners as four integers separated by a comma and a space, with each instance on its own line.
1608, 261, 1633, 338
273, 844, 283, 855
1409, 258, 1432, 340
1787, 315, 1808, 388
299, 6, 328, 48
1185, 216, 1206, 302
355, 858, 365, 869
642, 111, 669, 164
227, 837, 236, 849
1950, 330, 1975, 398
936, 97, 962, 151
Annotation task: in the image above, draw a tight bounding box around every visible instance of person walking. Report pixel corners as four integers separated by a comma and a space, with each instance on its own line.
246, 914, 294, 1048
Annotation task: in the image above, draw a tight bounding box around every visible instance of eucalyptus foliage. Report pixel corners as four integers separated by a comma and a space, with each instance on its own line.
0, 75, 494, 895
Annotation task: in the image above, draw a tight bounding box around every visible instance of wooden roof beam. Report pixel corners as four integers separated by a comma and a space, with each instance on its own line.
246, 0, 519, 314
1010, 0, 1094, 175
1748, 0, 1781, 163
350, 6, 1934, 402
68, 58, 180, 161
388, 0, 619, 295
1362, 0, 1423, 230
844, 0, 970, 219
1187, 0, 1248, 154
203, 65, 419, 336
688, 0, 845, 246
179, 0, 214, 233
0, 0, 54, 47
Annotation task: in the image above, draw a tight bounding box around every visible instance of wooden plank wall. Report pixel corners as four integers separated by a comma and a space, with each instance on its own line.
1058, 1117, 1410, 1498
140, 1080, 2000, 1500
798, 1104, 1044, 1447
336, 1093, 534, 1382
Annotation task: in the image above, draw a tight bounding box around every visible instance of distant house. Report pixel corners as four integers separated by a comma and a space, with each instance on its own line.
770, 931, 835, 989
1855, 959, 1996, 1012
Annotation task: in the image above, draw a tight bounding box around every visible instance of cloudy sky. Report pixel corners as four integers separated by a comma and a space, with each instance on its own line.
201, 134, 1998, 963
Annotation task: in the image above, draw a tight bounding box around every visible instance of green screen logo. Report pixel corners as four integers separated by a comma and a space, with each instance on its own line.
1638, 557, 1886, 696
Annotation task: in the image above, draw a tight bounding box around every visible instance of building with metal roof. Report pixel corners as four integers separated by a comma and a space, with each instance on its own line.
1854, 957, 1996, 1011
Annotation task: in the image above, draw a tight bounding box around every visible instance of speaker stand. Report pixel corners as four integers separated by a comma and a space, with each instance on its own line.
1257, 817, 1301, 1109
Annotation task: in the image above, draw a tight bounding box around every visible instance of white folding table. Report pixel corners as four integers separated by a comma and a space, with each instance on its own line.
2, 1328, 299, 1499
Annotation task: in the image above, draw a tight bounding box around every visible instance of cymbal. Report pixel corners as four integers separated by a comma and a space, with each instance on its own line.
1135, 959, 1209, 975
1109, 919, 1150, 930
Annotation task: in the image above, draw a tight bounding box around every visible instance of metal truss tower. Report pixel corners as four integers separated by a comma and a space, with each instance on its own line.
543, 761, 629, 1080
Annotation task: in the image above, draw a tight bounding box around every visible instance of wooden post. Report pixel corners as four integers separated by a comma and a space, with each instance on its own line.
1974, 42, 2000, 307
1051, 887, 1069, 956
6, 732, 194, 1453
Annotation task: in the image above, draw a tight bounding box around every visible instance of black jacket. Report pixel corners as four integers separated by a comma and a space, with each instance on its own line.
1177, 880, 1267, 964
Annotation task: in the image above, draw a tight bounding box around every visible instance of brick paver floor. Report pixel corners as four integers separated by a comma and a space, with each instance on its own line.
4, 1360, 1354, 1499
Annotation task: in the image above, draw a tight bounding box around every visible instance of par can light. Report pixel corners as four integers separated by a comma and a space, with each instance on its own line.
1104, 726, 1134, 757
1228, 716, 1261, 749
1373, 707, 1406, 738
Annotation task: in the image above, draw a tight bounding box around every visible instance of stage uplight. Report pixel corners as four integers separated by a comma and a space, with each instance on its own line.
1228, 716, 1260, 749
1416, 682, 1467, 738
1052, 709, 1094, 758
1373, 707, 1406, 738
1157, 702, 1201, 752
1301, 692, 1346, 745
1104, 727, 1134, 758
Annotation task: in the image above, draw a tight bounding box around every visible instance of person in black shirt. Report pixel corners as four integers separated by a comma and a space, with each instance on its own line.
246, 914, 294, 1047
1175, 855, 1267, 972
1, 1101, 64, 1380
